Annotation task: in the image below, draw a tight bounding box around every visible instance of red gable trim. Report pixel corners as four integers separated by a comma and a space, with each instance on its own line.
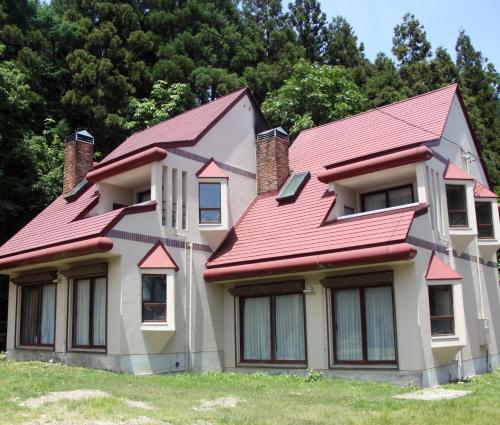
87, 147, 167, 183
0, 237, 113, 270
317, 146, 433, 183
474, 181, 497, 199
204, 243, 417, 282
196, 158, 228, 179
443, 160, 474, 181
138, 240, 178, 270
425, 250, 462, 280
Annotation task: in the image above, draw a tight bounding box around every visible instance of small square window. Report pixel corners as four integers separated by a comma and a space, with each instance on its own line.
428, 285, 454, 336
199, 183, 221, 224
445, 185, 468, 227
142, 275, 166, 322
475, 202, 494, 238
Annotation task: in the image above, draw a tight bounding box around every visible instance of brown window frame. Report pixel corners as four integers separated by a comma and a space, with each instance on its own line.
445, 184, 468, 227
331, 282, 397, 366
475, 201, 494, 239
198, 182, 222, 224
428, 285, 455, 336
19, 282, 57, 348
239, 293, 307, 365
72, 276, 107, 350
361, 184, 414, 212
141, 274, 167, 323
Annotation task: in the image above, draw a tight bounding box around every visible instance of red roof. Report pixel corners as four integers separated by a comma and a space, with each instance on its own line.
99, 88, 249, 165
138, 241, 178, 270
474, 181, 497, 198
196, 158, 228, 179
443, 161, 474, 180
0, 185, 155, 268
290, 84, 457, 173
207, 176, 427, 268
425, 251, 462, 280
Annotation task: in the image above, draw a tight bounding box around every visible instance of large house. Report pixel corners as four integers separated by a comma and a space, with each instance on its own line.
1, 84, 499, 387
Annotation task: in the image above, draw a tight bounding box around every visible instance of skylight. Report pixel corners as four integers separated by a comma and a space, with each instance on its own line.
276, 171, 310, 202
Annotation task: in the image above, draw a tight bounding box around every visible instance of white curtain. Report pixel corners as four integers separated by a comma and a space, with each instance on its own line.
40, 285, 56, 344
243, 297, 271, 360
92, 278, 106, 346
334, 289, 363, 361
363, 192, 386, 211
75, 279, 90, 345
21, 287, 39, 344
275, 294, 305, 361
365, 286, 396, 361
388, 186, 413, 207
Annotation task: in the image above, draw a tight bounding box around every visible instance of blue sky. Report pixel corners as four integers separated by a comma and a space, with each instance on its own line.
299, 0, 499, 68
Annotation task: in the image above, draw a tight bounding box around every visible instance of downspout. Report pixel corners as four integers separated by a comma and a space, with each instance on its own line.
174, 231, 190, 373
474, 238, 490, 371
187, 242, 194, 371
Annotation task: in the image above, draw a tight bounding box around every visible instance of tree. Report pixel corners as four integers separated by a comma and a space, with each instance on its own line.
126, 81, 192, 132
287, 0, 328, 62
392, 13, 432, 65
324, 16, 364, 68
262, 60, 365, 139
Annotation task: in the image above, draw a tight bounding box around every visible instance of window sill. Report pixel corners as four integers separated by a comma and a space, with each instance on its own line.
237, 362, 306, 369
338, 202, 419, 221
69, 348, 106, 354
140, 322, 174, 332
330, 364, 398, 370
198, 223, 228, 231
431, 335, 465, 349
16, 345, 54, 351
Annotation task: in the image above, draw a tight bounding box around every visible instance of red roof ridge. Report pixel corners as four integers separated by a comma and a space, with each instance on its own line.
425, 250, 462, 280
294, 83, 458, 138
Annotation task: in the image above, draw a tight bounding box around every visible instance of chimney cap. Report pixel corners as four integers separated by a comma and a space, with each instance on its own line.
257, 127, 288, 142
66, 129, 94, 144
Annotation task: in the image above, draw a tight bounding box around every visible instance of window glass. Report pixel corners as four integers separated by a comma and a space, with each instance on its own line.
241, 293, 305, 363
199, 183, 221, 224
475, 202, 494, 238
142, 275, 166, 322
137, 190, 151, 203
73, 277, 107, 348
446, 185, 468, 226
20, 283, 56, 346
363, 192, 386, 211
429, 285, 454, 335
388, 186, 413, 207
333, 284, 396, 364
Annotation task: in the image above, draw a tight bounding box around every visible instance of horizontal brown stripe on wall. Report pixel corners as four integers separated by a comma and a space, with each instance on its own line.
107, 229, 212, 253
168, 147, 256, 180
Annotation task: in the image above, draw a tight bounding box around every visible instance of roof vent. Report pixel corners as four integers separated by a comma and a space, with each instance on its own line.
257, 127, 288, 142
276, 171, 310, 202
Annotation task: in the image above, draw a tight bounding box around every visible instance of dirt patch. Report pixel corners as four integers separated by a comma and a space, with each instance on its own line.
123, 399, 153, 410
393, 388, 472, 401
24, 412, 169, 425
20, 390, 110, 409
194, 397, 241, 411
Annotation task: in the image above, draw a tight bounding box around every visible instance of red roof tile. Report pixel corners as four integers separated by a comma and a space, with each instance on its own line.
0, 185, 155, 266
196, 158, 228, 179
138, 241, 178, 270
443, 161, 474, 180
425, 251, 462, 280
290, 84, 457, 173
100, 88, 248, 165
474, 181, 497, 198
207, 177, 426, 268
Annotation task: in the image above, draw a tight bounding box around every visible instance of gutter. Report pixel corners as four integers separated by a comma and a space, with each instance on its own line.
317, 146, 433, 183
0, 237, 113, 270
204, 243, 417, 282
87, 147, 167, 183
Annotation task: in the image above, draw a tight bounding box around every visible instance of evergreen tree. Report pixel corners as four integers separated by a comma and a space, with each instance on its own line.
392, 13, 432, 65
324, 16, 364, 68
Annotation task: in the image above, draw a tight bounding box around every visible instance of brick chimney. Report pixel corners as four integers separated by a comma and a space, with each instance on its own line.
256, 127, 290, 195
63, 130, 94, 193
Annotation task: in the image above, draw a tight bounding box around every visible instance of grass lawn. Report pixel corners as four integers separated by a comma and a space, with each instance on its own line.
1, 355, 499, 425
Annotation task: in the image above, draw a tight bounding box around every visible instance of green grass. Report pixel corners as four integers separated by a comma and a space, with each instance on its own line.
0, 357, 499, 425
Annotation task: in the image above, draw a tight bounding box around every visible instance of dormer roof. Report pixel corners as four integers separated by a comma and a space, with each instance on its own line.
443, 161, 475, 181
138, 241, 178, 270
196, 158, 228, 179
425, 251, 462, 280
474, 181, 497, 199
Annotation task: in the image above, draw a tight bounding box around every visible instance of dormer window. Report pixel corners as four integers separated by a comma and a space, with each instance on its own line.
361, 185, 414, 212
475, 202, 494, 238
445, 185, 468, 227
276, 172, 310, 203
199, 182, 221, 224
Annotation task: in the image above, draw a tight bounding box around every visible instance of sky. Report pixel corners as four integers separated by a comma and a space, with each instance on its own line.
307, 0, 499, 68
